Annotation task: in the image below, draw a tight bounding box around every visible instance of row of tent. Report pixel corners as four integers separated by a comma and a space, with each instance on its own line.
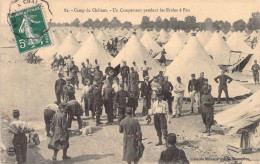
33, 27, 255, 99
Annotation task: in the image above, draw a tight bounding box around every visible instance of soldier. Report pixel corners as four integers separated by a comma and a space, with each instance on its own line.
159, 49, 167, 65
44, 102, 59, 137
127, 83, 139, 116
120, 61, 130, 84
132, 61, 139, 72
81, 62, 88, 86
214, 70, 233, 104
140, 76, 152, 116
197, 72, 206, 112
103, 81, 115, 124
151, 77, 162, 103
94, 59, 99, 68
150, 93, 170, 146
188, 74, 200, 113
86, 59, 92, 70
85, 69, 94, 85
92, 83, 104, 126
201, 80, 214, 136
70, 61, 79, 89
141, 60, 152, 78
48, 103, 71, 161
63, 78, 76, 103
115, 83, 129, 123
158, 133, 189, 164
55, 73, 66, 104
66, 100, 83, 132
172, 77, 185, 118
66, 55, 73, 76
157, 71, 165, 87
93, 65, 104, 85
119, 107, 143, 164
81, 80, 94, 117
8, 110, 35, 164
162, 76, 173, 115
105, 62, 114, 76
128, 67, 139, 86
251, 60, 260, 84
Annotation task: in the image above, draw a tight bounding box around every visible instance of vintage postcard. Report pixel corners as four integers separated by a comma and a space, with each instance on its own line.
1, 0, 260, 163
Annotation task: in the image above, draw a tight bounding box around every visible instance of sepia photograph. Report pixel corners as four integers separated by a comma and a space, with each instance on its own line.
1, 0, 260, 163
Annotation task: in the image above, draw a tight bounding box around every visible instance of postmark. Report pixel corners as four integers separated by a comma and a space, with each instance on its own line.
8, 5, 51, 53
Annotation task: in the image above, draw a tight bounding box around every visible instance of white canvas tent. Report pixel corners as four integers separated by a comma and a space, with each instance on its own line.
96, 31, 110, 45
156, 29, 170, 43
205, 32, 233, 65
154, 32, 185, 60
215, 90, 260, 135
56, 32, 81, 57
165, 36, 251, 98
227, 32, 253, 55
140, 31, 162, 58
111, 34, 163, 79
73, 34, 113, 71
196, 31, 212, 47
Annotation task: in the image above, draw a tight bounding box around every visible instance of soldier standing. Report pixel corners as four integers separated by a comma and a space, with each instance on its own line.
128, 67, 139, 86
8, 110, 35, 164
81, 80, 94, 117
55, 73, 66, 104
172, 77, 185, 118
93, 65, 104, 85
151, 93, 170, 146
157, 71, 165, 87
214, 70, 233, 104
127, 83, 139, 116
188, 74, 200, 113
48, 103, 71, 161
120, 61, 130, 85
251, 60, 260, 84
197, 72, 206, 112
92, 83, 104, 126
162, 76, 173, 115
81, 62, 88, 86
70, 61, 80, 89
119, 107, 143, 164
141, 60, 152, 78
103, 81, 115, 125
115, 83, 129, 123
140, 76, 152, 116
63, 78, 76, 103
105, 62, 114, 76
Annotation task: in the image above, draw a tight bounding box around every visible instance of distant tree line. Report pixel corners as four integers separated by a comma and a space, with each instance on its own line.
49, 17, 133, 29
49, 12, 260, 33
140, 12, 260, 33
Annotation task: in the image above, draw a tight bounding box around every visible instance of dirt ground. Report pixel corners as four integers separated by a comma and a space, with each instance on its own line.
1, 48, 260, 164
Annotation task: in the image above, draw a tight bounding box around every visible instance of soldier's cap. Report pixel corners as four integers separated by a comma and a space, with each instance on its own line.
168, 133, 177, 145
12, 110, 20, 115
59, 102, 67, 108
126, 107, 133, 115
177, 76, 181, 80
191, 74, 195, 77
144, 76, 149, 79
254, 60, 257, 62
58, 73, 64, 77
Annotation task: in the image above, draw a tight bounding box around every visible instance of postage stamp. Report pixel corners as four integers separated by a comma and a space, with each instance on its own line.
8, 5, 51, 53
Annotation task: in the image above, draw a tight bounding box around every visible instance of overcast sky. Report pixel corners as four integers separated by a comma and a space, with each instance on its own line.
1, 0, 260, 25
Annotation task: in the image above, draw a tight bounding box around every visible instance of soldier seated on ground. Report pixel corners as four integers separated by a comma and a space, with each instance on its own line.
158, 133, 189, 164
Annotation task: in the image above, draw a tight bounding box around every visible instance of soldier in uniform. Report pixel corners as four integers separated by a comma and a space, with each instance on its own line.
66, 100, 83, 132
200, 79, 214, 136
115, 83, 129, 123
44, 102, 59, 137
141, 60, 152, 78
188, 74, 200, 113
162, 76, 173, 115
85, 69, 94, 85
93, 65, 104, 85
172, 77, 185, 118
151, 77, 162, 103
81, 62, 88, 86
128, 67, 139, 86
251, 60, 260, 84
132, 61, 139, 72
120, 61, 130, 85
70, 61, 80, 89
196, 72, 206, 112
55, 73, 66, 104
48, 103, 71, 161
8, 110, 35, 164
157, 71, 165, 87
159, 49, 167, 65
151, 93, 170, 146
81, 80, 94, 117
92, 82, 104, 126
127, 83, 139, 116
119, 107, 142, 164
158, 133, 189, 164
140, 76, 152, 116
105, 62, 114, 76
63, 78, 76, 103
103, 81, 115, 124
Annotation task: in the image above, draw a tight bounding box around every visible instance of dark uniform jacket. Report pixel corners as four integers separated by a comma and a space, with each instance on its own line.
93, 86, 103, 108
188, 79, 199, 92
214, 75, 233, 87
115, 90, 129, 108
140, 81, 152, 98
251, 64, 260, 72
55, 79, 66, 93
120, 66, 130, 77
197, 77, 206, 92
103, 86, 115, 101
81, 67, 88, 78
63, 84, 75, 102
66, 100, 83, 116
159, 146, 189, 164
105, 66, 114, 75
119, 116, 142, 162
128, 72, 139, 85
93, 70, 103, 84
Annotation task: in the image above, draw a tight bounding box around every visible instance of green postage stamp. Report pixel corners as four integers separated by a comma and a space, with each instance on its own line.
8, 5, 51, 53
